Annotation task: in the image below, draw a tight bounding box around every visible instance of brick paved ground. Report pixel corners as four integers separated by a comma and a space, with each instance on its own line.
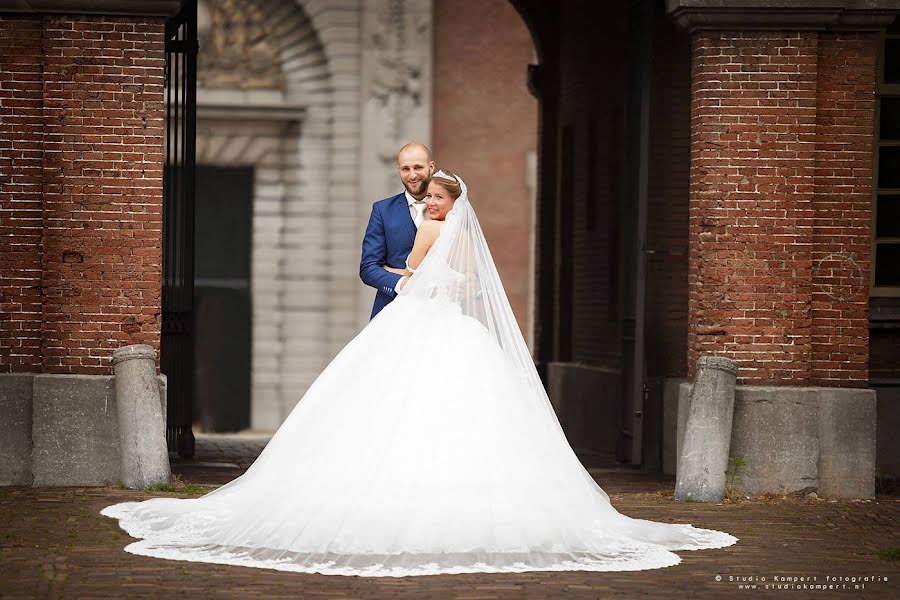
1, 433, 898, 599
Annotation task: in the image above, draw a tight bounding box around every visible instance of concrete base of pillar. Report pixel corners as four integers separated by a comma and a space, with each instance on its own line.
32, 375, 121, 486
0, 373, 167, 487
0, 374, 34, 485
663, 380, 876, 498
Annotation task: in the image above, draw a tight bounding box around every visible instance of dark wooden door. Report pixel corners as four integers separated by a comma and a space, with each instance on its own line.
193, 166, 253, 432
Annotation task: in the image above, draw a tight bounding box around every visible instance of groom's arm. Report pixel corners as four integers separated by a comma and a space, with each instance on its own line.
359, 201, 403, 296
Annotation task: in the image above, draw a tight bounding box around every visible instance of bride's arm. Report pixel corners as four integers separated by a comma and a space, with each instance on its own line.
381, 221, 440, 283
406, 221, 441, 271
394, 222, 441, 290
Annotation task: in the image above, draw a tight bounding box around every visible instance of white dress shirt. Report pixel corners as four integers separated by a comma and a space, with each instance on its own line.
394, 191, 429, 293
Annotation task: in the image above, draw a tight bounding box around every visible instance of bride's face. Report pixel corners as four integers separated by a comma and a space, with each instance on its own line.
425, 181, 455, 221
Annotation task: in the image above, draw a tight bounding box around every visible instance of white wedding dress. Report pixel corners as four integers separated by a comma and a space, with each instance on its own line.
101, 175, 737, 577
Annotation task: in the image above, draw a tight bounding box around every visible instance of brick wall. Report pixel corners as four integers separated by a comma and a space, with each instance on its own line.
0, 14, 166, 375
811, 33, 876, 386
687, 30, 875, 385
432, 0, 536, 335
0, 16, 43, 371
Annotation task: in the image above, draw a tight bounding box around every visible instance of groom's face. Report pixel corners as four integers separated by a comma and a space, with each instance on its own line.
397, 147, 434, 199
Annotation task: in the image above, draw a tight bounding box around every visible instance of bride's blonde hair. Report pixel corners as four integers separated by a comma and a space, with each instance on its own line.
431, 169, 462, 199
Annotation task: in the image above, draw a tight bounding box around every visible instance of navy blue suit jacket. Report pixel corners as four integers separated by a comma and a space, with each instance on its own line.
359, 192, 417, 320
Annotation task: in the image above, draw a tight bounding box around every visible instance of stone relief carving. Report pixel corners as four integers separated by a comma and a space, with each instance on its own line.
197, 0, 286, 90
361, 0, 433, 197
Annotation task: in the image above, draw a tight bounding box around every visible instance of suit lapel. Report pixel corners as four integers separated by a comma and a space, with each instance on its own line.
392, 193, 417, 246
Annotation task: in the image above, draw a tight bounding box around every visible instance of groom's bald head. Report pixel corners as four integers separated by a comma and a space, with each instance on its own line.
397, 142, 433, 164
396, 142, 435, 200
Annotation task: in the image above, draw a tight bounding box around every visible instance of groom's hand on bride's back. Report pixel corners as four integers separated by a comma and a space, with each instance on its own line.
383, 265, 410, 277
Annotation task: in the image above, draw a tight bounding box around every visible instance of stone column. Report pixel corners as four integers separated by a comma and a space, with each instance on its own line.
356, 0, 433, 325
111, 345, 170, 488
675, 355, 738, 502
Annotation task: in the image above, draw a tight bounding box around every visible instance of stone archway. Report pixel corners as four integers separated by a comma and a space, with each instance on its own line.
193, 0, 434, 431
194, 0, 357, 430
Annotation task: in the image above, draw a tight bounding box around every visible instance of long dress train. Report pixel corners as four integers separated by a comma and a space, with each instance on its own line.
101, 176, 737, 576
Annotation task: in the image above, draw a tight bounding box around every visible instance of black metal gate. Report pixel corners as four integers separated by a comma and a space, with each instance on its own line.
162, 0, 198, 458
620, 0, 654, 467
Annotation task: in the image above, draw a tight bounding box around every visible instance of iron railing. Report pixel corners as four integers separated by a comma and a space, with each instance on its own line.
162, 0, 198, 458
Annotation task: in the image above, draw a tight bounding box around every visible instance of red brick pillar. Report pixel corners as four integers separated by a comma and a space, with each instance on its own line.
682, 22, 882, 386
0, 16, 44, 371
688, 30, 818, 385
1, 7, 173, 375
812, 33, 878, 385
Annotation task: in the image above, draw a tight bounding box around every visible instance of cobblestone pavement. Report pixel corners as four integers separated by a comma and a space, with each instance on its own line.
169, 432, 272, 482
1, 433, 898, 599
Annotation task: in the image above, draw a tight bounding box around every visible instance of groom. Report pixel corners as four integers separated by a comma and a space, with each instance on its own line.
359, 142, 435, 319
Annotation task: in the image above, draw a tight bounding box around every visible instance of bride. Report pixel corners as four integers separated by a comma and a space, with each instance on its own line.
101, 170, 738, 577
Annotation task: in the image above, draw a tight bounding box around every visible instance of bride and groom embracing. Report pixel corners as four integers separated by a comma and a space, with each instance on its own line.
101, 143, 738, 577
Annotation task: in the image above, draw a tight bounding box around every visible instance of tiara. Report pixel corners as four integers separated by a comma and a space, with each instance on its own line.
432, 169, 457, 183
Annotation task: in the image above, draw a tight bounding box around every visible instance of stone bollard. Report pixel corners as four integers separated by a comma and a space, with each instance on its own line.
111, 344, 171, 488
674, 355, 737, 502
